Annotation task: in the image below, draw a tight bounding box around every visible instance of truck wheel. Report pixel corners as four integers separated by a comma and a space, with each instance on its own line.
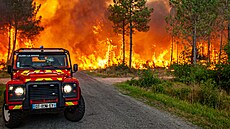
2, 104, 24, 128
64, 96, 85, 122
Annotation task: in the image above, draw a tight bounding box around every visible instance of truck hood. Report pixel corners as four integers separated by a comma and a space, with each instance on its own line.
13, 69, 71, 83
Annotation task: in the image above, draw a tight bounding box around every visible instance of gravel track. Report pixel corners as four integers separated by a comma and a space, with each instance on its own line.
0, 72, 198, 129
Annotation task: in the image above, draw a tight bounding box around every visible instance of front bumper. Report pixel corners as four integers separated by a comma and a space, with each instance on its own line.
6, 101, 79, 111
6, 81, 79, 111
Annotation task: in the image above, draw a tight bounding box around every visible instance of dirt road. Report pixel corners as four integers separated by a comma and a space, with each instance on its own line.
0, 72, 198, 129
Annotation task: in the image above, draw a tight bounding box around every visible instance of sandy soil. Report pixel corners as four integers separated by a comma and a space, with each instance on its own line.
93, 77, 134, 85
0, 78, 10, 84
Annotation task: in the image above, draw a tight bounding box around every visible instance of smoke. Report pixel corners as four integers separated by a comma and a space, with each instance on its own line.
34, 0, 171, 66
134, 0, 170, 60
35, 0, 117, 62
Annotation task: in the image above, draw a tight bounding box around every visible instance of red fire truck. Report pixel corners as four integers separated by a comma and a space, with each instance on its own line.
2, 47, 85, 128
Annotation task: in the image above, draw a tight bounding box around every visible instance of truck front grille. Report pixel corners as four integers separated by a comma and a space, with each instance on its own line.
28, 82, 60, 100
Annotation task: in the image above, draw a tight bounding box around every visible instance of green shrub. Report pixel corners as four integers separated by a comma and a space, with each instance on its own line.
128, 69, 161, 88
152, 84, 165, 93
138, 70, 161, 88
213, 64, 230, 94
171, 64, 216, 85
198, 79, 219, 108
170, 87, 191, 100
127, 78, 140, 86
171, 64, 193, 84
192, 65, 210, 84
180, 87, 192, 100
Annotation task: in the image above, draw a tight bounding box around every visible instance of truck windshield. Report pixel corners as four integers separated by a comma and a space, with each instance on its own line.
16, 53, 69, 68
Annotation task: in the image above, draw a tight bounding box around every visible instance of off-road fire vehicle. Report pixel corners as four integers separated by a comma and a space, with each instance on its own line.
2, 47, 85, 128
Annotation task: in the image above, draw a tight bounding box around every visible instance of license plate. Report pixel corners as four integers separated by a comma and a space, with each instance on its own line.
32, 103, 56, 109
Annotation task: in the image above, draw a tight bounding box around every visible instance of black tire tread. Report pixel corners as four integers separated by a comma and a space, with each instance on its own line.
64, 96, 85, 122
5, 111, 24, 128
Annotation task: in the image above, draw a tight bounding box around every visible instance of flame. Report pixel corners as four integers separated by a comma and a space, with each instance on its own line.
0, 0, 225, 70
31, 0, 175, 70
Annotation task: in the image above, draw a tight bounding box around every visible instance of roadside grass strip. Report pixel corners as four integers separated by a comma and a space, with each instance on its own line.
0, 71, 10, 78
116, 82, 230, 129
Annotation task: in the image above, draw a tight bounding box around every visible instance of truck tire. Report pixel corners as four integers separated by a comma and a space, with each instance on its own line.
2, 104, 24, 128
64, 96, 85, 122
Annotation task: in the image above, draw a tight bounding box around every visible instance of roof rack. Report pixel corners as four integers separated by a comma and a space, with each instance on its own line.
15, 48, 69, 53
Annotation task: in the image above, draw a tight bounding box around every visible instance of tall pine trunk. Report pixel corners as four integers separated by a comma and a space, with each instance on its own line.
177, 41, 179, 64
219, 31, 223, 63
208, 36, 211, 64
11, 23, 18, 60
228, 21, 230, 62
129, 0, 133, 68
192, 21, 197, 64
129, 22, 133, 68
7, 25, 12, 64
171, 35, 174, 64
122, 20, 125, 65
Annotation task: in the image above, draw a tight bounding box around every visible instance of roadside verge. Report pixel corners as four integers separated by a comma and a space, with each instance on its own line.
115, 82, 230, 129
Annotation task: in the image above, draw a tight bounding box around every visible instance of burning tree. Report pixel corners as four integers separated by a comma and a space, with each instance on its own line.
168, 0, 219, 65
0, 0, 44, 62
219, 0, 230, 63
108, 0, 128, 65
108, 0, 153, 67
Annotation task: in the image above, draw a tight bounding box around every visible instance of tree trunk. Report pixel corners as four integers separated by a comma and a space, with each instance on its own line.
192, 21, 197, 64
177, 41, 179, 64
208, 36, 211, 64
7, 25, 12, 64
129, 22, 133, 68
228, 22, 230, 62
11, 23, 18, 59
171, 35, 174, 64
219, 31, 223, 64
122, 20, 125, 65
129, 0, 133, 68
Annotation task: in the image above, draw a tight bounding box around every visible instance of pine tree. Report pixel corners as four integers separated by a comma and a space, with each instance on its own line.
169, 0, 218, 64
108, 0, 153, 67
0, 0, 44, 62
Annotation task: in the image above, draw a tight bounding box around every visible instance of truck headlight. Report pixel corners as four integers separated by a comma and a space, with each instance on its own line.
64, 85, 72, 93
14, 87, 24, 96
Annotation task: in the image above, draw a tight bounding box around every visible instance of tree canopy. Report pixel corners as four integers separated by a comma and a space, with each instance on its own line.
167, 0, 219, 64
0, 0, 44, 61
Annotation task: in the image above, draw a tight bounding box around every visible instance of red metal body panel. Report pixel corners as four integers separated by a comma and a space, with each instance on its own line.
13, 69, 71, 81
6, 69, 80, 106
6, 80, 24, 104
6, 48, 80, 110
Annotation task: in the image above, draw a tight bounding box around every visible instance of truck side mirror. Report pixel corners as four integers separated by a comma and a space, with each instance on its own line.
73, 64, 78, 72
7, 65, 12, 75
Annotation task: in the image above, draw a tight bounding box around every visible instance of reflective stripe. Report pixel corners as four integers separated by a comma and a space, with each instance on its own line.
35, 78, 53, 81
45, 70, 52, 73
57, 78, 62, 80
22, 70, 30, 75
65, 101, 78, 106
66, 102, 74, 106
34, 70, 40, 73
35, 78, 44, 81
25, 79, 31, 82
44, 78, 53, 81
56, 70, 64, 73
13, 105, 22, 110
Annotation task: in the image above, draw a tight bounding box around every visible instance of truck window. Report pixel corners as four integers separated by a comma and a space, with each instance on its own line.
16, 54, 69, 68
